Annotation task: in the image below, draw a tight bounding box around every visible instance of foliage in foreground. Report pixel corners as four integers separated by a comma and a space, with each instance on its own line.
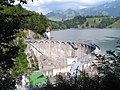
0, 9, 20, 90
0, 0, 49, 89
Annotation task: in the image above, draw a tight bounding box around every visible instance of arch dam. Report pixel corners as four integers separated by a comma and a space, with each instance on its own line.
25, 40, 100, 77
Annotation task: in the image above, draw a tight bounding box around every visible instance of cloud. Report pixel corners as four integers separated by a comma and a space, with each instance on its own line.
36, 7, 51, 14
79, 0, 105, 4
22, 0, 40, 6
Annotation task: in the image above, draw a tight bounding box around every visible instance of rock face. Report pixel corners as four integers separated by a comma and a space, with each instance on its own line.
25, 40, 100, 77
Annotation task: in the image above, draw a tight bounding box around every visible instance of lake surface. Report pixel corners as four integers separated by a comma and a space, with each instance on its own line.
51, 28, 120, 54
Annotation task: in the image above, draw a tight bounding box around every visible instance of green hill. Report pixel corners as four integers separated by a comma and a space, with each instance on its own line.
52, 16, 120, 29
108, 19, 120, 28
1, 4, 49, 35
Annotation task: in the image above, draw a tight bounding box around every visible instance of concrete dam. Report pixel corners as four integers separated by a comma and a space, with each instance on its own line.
25, 40, 100, 77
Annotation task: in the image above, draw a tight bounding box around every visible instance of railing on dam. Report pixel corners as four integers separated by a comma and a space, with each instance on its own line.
25, 39, 100, 76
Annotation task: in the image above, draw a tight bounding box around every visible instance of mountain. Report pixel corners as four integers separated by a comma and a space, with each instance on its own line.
46, 9, 79, 21
78, 0, 120, 16
64, 9, 79, 19
46, 0, 120, 21
46, 10, 65, 21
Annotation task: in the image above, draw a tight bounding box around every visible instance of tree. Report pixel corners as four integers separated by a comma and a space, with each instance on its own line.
86, 22, 89, 27
92, 45, 120, 90
81, 25, 85, 29
0, 11, 20, 90
94, 19, 96, 23
0, 1, 49, 89
0, 1, 33, 89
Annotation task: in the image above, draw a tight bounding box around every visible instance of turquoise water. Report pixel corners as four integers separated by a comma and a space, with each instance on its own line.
51, 28, 120, 53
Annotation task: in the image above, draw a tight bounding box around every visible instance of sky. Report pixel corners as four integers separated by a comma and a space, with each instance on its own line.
15, 0, 115, 15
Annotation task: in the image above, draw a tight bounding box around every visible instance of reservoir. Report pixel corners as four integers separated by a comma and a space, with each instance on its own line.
51, 28, 120, 53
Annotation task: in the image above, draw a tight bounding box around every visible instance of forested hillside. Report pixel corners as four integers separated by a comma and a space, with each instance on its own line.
50, 16, 120, 29
0, 2, 49, 89
0, 4, 49, 34
2, 3, 50, 75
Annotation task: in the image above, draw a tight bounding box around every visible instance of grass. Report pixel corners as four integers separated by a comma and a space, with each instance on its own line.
109, 19, 120, 28
78, 17, 102, 29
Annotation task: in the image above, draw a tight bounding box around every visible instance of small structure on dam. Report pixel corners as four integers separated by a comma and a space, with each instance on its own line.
25, 40, 100, 77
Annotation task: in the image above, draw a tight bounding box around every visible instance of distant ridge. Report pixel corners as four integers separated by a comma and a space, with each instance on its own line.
46, 0, 120, 21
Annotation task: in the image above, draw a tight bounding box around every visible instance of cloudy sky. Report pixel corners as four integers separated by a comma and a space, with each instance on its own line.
17, 0, 115, 14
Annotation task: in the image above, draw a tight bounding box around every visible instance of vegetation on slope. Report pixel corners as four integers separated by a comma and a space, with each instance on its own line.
63, 16, 86, 28
50, 16, 120, 29
0, 1, 49, 89
49, 20, 67, 30
0, 3, 49, 77
96, 17, 119, 28
0, 6, 20, 90
12, 31, 28, 77
108, 19, 120, 28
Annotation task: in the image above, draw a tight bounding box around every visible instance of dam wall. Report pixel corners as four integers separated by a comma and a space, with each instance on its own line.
25, 40, 100, 77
